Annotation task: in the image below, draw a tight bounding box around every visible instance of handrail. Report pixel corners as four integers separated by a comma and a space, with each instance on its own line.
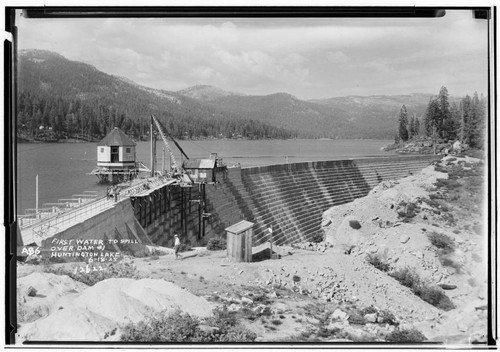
20, 176, 176, 244
19, 194, 101, 229
28, 195, 115, 244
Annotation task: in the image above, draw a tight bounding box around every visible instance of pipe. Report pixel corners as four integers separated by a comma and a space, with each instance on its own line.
35, 174, 39, 218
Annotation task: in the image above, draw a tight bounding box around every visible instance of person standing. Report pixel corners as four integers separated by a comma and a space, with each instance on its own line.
174, 234, 182, 260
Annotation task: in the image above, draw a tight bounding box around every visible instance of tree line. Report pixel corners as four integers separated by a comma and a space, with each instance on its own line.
16, 91, 296, 142
396, 86, 486, 149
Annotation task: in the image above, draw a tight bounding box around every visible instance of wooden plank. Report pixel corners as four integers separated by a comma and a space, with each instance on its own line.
225, 220, 254, 234
246, 229, 253, 262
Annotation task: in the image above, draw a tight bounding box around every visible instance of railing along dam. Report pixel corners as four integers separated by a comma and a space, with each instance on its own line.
204, 155, 439, 246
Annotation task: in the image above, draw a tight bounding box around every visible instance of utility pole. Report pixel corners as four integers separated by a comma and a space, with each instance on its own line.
162, 148, 166, 174
35, 174, 39, 219
150, 116, 155, 177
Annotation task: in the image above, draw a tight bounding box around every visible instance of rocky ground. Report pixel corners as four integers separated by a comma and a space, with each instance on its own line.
16, 154, 488, 345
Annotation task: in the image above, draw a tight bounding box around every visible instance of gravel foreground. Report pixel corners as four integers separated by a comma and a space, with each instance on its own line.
16, 154, 488, 345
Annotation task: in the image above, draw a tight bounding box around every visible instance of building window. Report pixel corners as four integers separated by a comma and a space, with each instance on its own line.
126, 148, 131, 153
100, 147, 104, 153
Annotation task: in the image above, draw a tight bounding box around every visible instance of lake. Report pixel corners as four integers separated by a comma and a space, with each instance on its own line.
16, 139, 394, 215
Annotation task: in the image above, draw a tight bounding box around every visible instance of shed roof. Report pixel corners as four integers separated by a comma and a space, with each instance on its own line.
98, 127, 136, 147
225, 220, 254, 234
183, 159, 216, 169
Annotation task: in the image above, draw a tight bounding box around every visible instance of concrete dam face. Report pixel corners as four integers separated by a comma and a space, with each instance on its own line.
39, 155, 438, 252
203, 155, 439, 247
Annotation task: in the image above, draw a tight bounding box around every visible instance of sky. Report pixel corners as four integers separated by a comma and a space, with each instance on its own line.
16, 9, 489, 100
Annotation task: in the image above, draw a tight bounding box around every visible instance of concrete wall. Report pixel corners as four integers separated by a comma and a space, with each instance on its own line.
203, 155, 439, 246
40, 200, 152, 258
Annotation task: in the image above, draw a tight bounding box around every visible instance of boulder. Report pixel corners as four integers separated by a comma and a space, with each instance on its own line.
198, 325, 219, 335
227, 303, 240, 312
349, 220, 362, 229
241, 296, 253, 305
438, 283, 457, 290
326, 216, 365, 250
331, 309, 348, 320
399, 235, 410, 244
26, 286, 37, 297
364, 313, 378, 323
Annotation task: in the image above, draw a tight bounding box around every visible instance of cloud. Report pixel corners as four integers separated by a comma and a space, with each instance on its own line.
16, 10, 488, 99
326, 51, 349, 64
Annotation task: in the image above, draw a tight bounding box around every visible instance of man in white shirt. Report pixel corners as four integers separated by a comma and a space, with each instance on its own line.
174, 234, 182, 260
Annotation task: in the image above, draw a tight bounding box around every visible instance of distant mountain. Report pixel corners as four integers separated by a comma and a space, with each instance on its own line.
177, 85, 244, 102
310, 93, 435, 108
175, 90, 432, 139
17, 49, 461, 141
190, 92, 351, 138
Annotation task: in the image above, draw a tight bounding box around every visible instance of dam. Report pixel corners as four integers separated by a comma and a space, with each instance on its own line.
19, 153, 439, 254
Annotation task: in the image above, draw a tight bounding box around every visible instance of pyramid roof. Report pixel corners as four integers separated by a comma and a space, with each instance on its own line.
97, 127, 136, 147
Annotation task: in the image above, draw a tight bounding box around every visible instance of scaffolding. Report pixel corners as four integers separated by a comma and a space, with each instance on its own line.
88, 161, 150, 184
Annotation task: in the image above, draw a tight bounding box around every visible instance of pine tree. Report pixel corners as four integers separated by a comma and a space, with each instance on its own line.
469, 92, 486, 149
415, 117, 421, 136
437, 86, 452, 139
398, 105, 409, 141
424, 98, 440, 137
460, 95, 472, 145
448, 102, 462, 142
408, 115, 416, 139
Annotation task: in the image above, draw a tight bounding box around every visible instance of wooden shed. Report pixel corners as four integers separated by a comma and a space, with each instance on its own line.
183, 158, 216, 183
225, 220, 254, 262
182, 153, 226, 183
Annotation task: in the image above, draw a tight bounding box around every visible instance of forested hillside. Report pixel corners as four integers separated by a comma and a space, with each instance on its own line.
17, 50, 294, 142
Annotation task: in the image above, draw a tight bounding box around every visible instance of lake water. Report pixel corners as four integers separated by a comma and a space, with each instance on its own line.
16, 139, 394, 215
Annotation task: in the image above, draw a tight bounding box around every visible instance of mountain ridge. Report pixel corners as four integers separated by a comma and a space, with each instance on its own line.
17, 49, 457, 140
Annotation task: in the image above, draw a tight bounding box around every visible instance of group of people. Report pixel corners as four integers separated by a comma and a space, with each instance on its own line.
106, 186, 119, 202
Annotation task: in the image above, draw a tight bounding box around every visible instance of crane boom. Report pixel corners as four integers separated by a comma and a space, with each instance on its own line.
151, 115, 181, 171
151, 114, 193, 186
161, 124, 189, 160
